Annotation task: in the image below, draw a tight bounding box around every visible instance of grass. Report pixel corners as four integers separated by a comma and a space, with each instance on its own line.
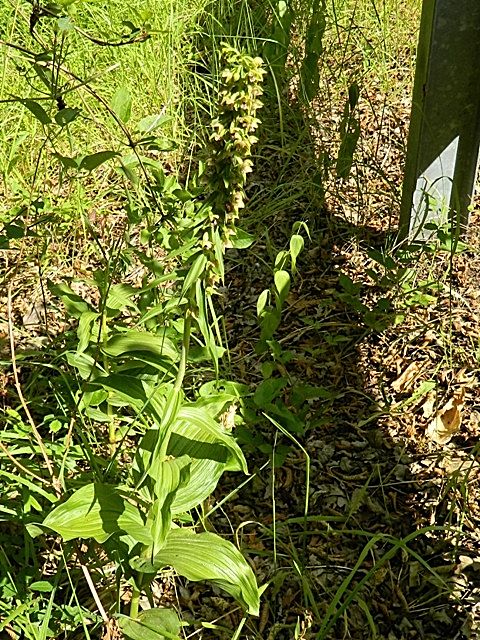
1, 0, 480, 639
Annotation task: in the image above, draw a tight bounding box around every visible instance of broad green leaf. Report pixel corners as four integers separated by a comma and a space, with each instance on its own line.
212, 228, 225, 282
77, 311, 99, 353
93, 375, 167, 426
136, 114, 172, 134
274, 270, 290, 307
195, 281, 218, 371
135, 399, 247, 513
43, 483, 151, 545
181, 254, 206, 297
172, 189, 193, 203
26, 523, 44, 538
57, 16, 75, 31
231, 228, 254, 249
301, 52, 320, 102
135, 529, 260, 615
171, 458, 224, 513
84, 406, 114, 423
29, 581, 54, 593
114, 353, 176, 377
119, 608, 181, 640
31, 64, 54, 93
66, 351, 103, 380
167, 431, 228, 464
188, 344, 226, 362
338, 273, 360, 295
54, 152, 81, 170
348, 82, 360, 110
135, 435, 190, 485
103, 330, 178, 362
0, 471, 56, 503
135, 430, 227, 513
138, 296, 185, 325
135, 135, 174, 151
54, 107, 81, 126
111, 87, 132, 123
148, 457, 190, 553
160, 386, 184, 435
198, 379, 250, 400
118, 159, 139, 185
274, 250, 289, 270
260, 308, 281, 341
93, 374, 146, 409
80, 151, 119, 172
48, 281, 93, 318
193, 393, 237, 417
336, 119, 360, 179
264, 0, 292, 72
301, 0, 326, 101
20, 99, 51, 125
291, 384, 340, 405
292, 221, 311, 239
4, 224, 22, 239
176, 405, 247, 473
55, 0, 78, 8
264, 400, 305, 434
106, 284, 138, 312
120, 153, 166, 175
257, 289, 269, 317
254, 378, 287, 407
4, 223, 37, 239
289, 234, 304, 274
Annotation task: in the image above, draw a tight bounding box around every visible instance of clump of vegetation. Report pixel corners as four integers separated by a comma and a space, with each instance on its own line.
0, 13, 266, 634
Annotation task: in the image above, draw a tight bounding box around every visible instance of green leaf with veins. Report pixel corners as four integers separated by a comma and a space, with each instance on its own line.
118, 608, 182, 640
147, 457, 191, 554
132, 529, 260, 615
43, 483, 151, 545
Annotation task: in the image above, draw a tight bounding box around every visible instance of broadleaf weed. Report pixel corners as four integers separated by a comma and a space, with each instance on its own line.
1, 8, 266, 633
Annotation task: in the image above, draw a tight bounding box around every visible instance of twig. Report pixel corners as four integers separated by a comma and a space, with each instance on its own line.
80, 562, 109, 624
7, 285, 57, 485
0, 440, 50, 486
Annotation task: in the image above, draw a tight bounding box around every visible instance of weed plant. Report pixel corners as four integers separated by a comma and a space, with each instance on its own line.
0, 3, 269, 635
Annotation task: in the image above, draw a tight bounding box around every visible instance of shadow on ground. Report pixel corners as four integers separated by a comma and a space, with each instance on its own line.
212, 78, 480, 640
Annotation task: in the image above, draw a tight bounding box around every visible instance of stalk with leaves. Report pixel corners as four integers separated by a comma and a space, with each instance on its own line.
39, 43, 266, 635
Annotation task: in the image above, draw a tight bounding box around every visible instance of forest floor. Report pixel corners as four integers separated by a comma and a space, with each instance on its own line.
211, 209, 480, 639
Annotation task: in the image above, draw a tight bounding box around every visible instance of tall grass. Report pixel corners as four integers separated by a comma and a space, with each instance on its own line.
0, 0, 220, 197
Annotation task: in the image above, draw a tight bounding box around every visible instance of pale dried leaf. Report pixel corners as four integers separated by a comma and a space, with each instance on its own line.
421, 391, 436, 419
426, 390, 465, 445
220, 404, 236, 431
392, 362, 420, 393
22, 301, 46, 327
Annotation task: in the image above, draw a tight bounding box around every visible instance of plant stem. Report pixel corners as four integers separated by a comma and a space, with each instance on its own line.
108, 415, 116, 456
129, 584, 141, 619
157, 310, 192, 460
100, 302, 116, 456
175, 311, 192, 393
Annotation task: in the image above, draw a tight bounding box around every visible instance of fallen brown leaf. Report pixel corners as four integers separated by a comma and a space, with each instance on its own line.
421, 391, 436, 419
392, 362, 421, 393
426, 388, 465, 445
